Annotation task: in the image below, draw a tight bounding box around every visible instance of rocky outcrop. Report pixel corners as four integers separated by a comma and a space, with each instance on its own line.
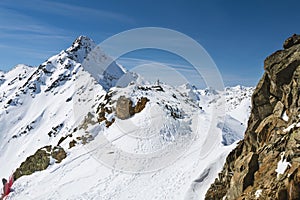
116, 96, 135, 120
14, 145, 67, 180
116, 96, 149, 120
134, 97, 149, 113
51, 146, 67, 163
206, 34, 300, 199
14, 146, 51, 180
283, 34, 300, 49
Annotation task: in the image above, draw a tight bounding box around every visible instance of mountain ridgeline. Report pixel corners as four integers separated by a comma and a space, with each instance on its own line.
206, 34, 300, 199
0, 35, 254, 199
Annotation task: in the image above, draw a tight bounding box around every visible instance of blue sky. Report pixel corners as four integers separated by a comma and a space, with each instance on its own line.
0, 0, 300, 87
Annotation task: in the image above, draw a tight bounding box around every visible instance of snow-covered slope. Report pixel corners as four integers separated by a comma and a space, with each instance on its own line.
197, 86, 253, 146
0, 36, 253, 200
0, 36, 124, 181
224, 85, 253, 125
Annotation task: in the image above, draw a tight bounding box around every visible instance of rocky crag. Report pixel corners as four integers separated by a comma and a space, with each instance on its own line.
206, 34, 300, 199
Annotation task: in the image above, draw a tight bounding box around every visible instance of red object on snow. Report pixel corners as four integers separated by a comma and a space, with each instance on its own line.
3, 183, 9, 196
2, 175, 14, 199
7, 176, 13, 191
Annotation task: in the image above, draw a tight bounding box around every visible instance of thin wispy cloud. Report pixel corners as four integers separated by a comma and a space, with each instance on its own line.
0, 24, 64, 36
0, 31, 70, 41
1, 0, 136, 25
118, 57, 195, 71
118, 57, 256, 87
117, 57, 205, 78
0, 5, 73, 69
222, 74, 258, 87
0, 43, 58, 62
0, 43, 57, 54
117, 57, 206, 88
0, 7, 69, 40
41, 1, 136, 25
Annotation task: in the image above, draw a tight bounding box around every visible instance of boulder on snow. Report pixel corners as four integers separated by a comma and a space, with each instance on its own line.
116, 96, 149, 120
116, 96, 135, 120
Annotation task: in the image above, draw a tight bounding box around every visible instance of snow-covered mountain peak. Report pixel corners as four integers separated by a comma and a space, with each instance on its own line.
73, 35, 95, 46
10, 64, 33, 72
65, 35, 96, 63
69, 35, 96, 52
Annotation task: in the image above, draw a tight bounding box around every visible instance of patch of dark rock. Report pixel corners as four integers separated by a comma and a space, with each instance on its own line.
57, 133, 72, 146
48, 123, 64, 137
69, 140, 77, 149
77, 134, 93, 145
51, 146, 67, 163
66, 97, 72, 102
14, 146, 52, 180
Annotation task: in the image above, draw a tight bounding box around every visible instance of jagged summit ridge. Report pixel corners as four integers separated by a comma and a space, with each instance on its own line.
73, 35, 95, 46
283, 33, 300, 49
66, 35, 96, 63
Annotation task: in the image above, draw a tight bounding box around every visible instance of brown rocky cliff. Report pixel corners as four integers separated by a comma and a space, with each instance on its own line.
205, 34, 300, 200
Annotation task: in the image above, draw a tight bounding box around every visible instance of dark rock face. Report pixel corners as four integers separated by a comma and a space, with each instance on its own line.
206, 34, 300, 199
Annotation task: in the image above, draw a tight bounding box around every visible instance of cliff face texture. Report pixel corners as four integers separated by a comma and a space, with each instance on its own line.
206, 34, 300, 200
